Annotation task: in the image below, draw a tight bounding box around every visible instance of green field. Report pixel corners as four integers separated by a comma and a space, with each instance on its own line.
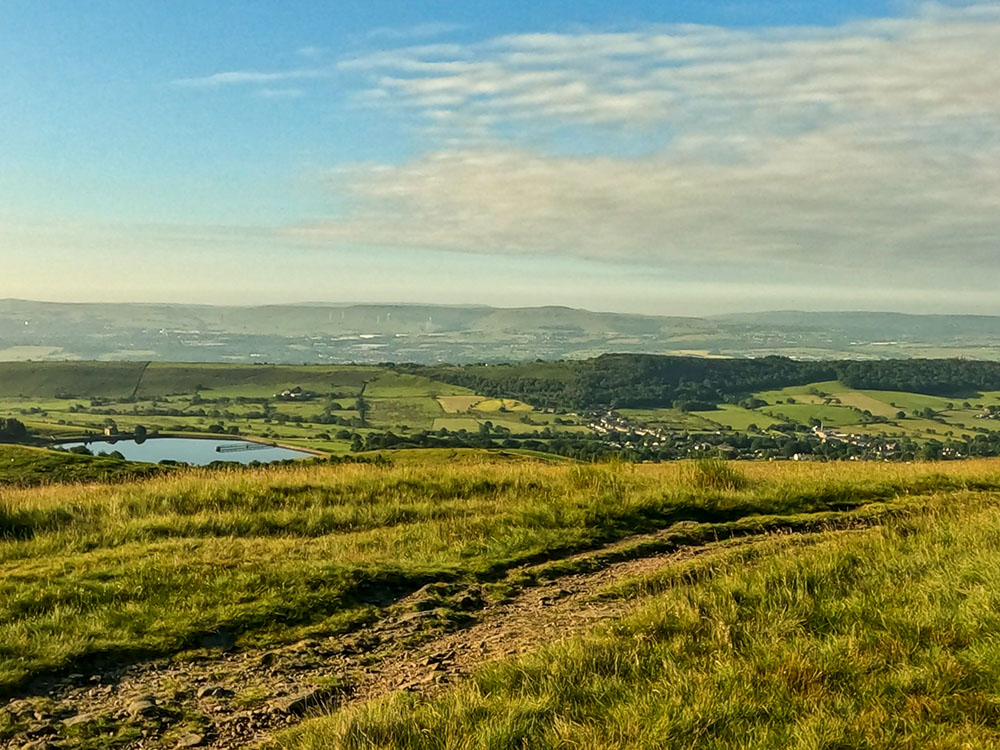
3, 363, 1000, 468
761, 403, 865, 427
604, 377, 1000, 450
617, 408, 718, 430
473, 398, 533, 413
754, 380, 843, 404
0, 361, 147, 399
854, 388, 964, 414
369, 397, 445, 429
0, 362, 595, 458
692, 404, 781, 431
137, 363, 376, 399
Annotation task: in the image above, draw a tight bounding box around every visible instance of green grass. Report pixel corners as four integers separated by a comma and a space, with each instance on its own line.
616, 408, 717, 430
473, 398, 533, 413
279, 485, 1000, 750
0, 444, 165, 487
136, 363, 376, 398
827, 391, 901, 419
364, 372, 471, 399
0, 362, 147, 399
368, 397, 444, 429
762, 403, 864, 428
855, 388, 965, 414
0, 362, 594, 457
5, 459, 996, 695
692, 404, 780, 431
754, 380, 843, 404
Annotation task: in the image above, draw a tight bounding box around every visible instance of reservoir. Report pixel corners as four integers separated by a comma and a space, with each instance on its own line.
57, 437, 317, 466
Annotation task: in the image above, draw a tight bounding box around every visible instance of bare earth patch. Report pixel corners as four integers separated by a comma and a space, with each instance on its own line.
1, 527, 775, 750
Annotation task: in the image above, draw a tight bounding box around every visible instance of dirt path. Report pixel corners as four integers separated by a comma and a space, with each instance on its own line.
0, 526, 820, 750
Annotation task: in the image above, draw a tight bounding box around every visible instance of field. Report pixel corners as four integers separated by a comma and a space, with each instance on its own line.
691, 404, 780, 431
617, 408, 718, 430
4, 362, 1000, 468
0, 362, 590, 458
3, 457, 1000, 749
633, 379, 1000, 446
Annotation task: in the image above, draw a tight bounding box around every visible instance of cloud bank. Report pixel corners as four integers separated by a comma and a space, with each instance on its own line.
212, 3, 1000, 292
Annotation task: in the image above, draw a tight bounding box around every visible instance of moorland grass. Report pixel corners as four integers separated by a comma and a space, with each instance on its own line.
279, 488, 1000, 750
2, 458, 1000, 697
0, 444, 165, 488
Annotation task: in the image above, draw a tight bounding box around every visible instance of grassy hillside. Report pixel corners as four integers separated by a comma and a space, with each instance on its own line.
135, 363, 377, 399
0, 445, 165, 487
0, 362, 146, 399
2, 458, 999, 697
282, 480, 1000, 749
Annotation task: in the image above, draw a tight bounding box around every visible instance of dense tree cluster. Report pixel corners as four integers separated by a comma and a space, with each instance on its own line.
407, 355, 1000, 411
836, 359, 1000, 396
0, 418, 28, 442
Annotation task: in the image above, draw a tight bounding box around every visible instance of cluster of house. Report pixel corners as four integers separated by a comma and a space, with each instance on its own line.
274, 386, 314, 401
974, 406, 1000, 420
811, 425, 899, 456
588, 412, 672, 447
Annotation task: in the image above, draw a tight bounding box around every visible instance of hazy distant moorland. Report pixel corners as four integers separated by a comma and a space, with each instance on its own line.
3, 300, 1000, 364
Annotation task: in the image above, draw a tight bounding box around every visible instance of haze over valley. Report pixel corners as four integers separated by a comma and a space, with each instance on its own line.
5, 300, 1000, 364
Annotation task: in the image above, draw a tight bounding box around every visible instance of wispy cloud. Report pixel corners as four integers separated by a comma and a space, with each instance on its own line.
366, 22, 463, 41
291, 1, 1000, 290
171, 68, 330, 88
341, 3, 1000, 134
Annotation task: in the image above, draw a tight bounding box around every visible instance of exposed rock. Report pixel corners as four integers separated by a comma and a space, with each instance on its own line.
396, 609, 436, 624
126, 697, 158, 717
196, 685, 233, 700
269, 687, 340, 716
62, 712, 97, 727
176, 732, 206, 748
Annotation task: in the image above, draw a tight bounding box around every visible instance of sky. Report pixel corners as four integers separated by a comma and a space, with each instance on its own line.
1, 0, 999, 316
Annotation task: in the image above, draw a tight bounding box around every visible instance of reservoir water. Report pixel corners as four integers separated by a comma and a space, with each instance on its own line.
57, 437, 316, 466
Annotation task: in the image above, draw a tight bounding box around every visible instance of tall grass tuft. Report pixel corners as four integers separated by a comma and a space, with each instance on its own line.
687, 458, 751, 492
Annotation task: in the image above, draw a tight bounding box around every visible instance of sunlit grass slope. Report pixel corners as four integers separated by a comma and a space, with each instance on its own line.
282, 485, 1000, 750
2, 457, 1000, 702
0, 444, 164, 487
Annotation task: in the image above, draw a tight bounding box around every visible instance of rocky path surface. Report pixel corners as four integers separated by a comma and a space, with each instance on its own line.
0, 526, 798, 750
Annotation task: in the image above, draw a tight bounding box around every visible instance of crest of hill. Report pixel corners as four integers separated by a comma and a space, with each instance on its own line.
0, 300, 717, 338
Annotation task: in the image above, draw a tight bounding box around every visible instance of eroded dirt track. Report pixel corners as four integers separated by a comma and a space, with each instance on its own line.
0, 525, 817, 750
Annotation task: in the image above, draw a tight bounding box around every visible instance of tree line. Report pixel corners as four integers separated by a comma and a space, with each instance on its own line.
404, 355, 1000, 411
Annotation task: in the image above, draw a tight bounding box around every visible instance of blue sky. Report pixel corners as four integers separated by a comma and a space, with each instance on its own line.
2, 1, 998, 314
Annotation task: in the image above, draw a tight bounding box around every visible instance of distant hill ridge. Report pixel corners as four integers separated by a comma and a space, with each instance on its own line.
1, 300, 999, 364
